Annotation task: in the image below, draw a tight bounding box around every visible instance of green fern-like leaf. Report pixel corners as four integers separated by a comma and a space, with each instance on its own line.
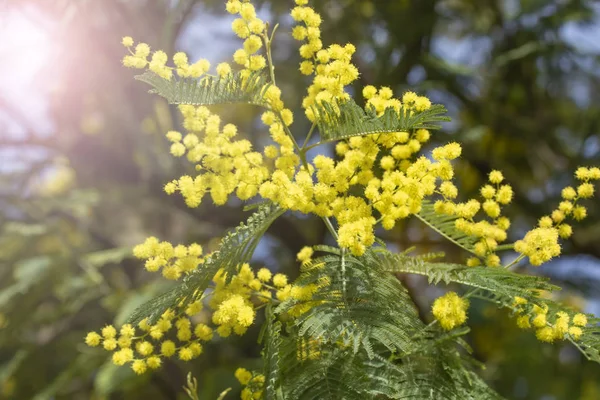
311, 99, 450, 144
262, 305, 284, 400
574, 317, 600, 363
265, 246, 506, 398
269, 334, 504, 399
134, 70, 271, 106
381, 250, 600, 365
277, 248, 426, 359
127, 202, 284, 325
415, 200, 478, 255
380, 250, 558, 302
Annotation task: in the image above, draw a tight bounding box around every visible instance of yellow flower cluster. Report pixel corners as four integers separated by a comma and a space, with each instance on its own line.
226, 0, 267, 73
210, 265, 260, 337
172, 52, 211, 78
435, 170, 513, 267
291, 0, 359, 121
85, 305, 213, 374
431, 291, 469, 330
133, 236, 204, 280
514, 228, 561, 267
261, 132, 462, 255
122, 1, 470, 258
122, 37, 218, 80
363, 87, 432, 116
296, 246, 314, 264
513, 297, 588, 342
514, 167, 600, 266
132, 237, 319, 335
259, 110, 300, 178
86, 257, 305, 373
164, 106, 270, 206
235, 368, 265, 400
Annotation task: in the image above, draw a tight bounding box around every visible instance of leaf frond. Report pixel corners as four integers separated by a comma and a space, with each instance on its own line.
134, 70, 271, 107
311, 99, 450, 144
127, 203, 284, 325
415, 200, 478, 254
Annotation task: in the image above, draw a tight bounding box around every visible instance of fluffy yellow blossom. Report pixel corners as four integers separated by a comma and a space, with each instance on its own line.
112, 349, 134, 366
432, 292, 469, 330
272, 274, 288, 288
101, 325, 117, 339
179, 347, 194, 361
488, 170, 504, 184
257, 268, 272, 282
536, 326, 555, 343
161, 340, 177, 357
136, 341, 154, 356
122, 36, 134, 47
573, 313, 588, 327
577, 183, 594, 198
516, 315, 531, 329
85, 332, 102, 347
103, 338, 117, 351
297, 246, 314, 262
569, 326, 583, 340
235, 368, 253, 385
131, 360, 147, 375
147, 356, 162, 369
514, 228, 560, 266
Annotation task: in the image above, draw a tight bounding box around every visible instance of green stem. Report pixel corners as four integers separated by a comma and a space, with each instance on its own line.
322, 215, 339, 240
503, 254, 525, 270
495, 243, 516, 251
263, 24, 278, 87
302, 122, 317, 148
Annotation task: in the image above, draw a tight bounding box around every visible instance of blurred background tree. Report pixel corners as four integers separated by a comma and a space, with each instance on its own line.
0, 0, 599, 399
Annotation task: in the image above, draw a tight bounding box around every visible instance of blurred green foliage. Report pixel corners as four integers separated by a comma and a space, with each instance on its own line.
0, 0, 599, 399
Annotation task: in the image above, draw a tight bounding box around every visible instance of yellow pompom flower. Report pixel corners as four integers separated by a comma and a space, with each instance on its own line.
122, 36, 134, 47
496, 185, 513, 204
432, 292, 469, 330
577, 183, 594, 198
531, 313, 546, 328
112, 349, 134, 366
575, 167, 590, 180
85, 332, 102, 347
216, 62, 232, 77
235, 368, 253, 385
362, 85, 377, 99
480, 185, 496, 199
440, 181, 458, 199
489, 170, 504, 184
569, 326, 583, 340
573, 206, 587, 221
147, 356, 162, 369
101, 325, 117, 339
136, 341, 154, 356
272, 274, 288, 288
573, 313, 588, 327
297, 246, 314, 262
103, 338, 117, 351
132, 360, 147, 375
561, 186, 576, 200
536, 327, 555, 343
161, 340, 177, 357
194, 324, 214, 341
516, 315, 531, 329
257, 268, 272, 282
179, 347, 194, 361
